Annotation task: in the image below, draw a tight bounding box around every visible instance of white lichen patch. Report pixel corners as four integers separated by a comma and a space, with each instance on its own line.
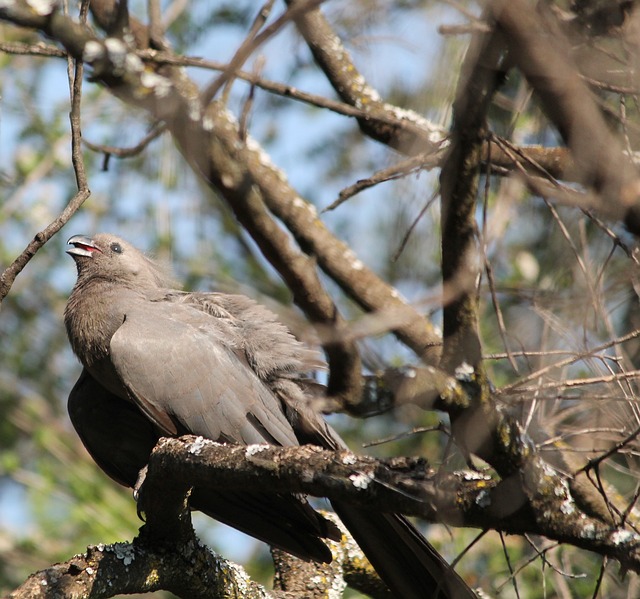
341, 248, 361, 269
580, 522, 596, 539
303, 198, 318, 218
349, 471, 374, 489
382, 102, 447, 145
202, 115, 214, 131
341, 453, 357, 465
351, 258, 364, 271
404, 367, 417, 379
221, 173, 235, 189
245, 134, 288, 182
458, 470, 492, 481
328, 576, 347, 599
188, 98, 202, 122
140, 71, 171, 98
554, 478, 569, 497
85, 567, 95, 575
611, 529, 638, 545
113, 543, 135, 566
446, 378, 458, 392
83, 41, 104, 63
188, 436, 207, 455
104, 37, 126, 55
104, 38, 128, 72
454, 361, 474, 381
124, 53, 144, 74
25, 0, 56, 15
219, 105, 239, 127
475, 489, 491, 508
246, 444, 269, 456
555, 486, 573, 514
560, 497, 575, 515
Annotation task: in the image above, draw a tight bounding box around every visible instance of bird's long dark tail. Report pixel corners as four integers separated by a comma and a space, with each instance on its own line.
333, 503, 476, 599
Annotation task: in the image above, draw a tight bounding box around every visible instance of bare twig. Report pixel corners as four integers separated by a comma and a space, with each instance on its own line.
505, 369, 640, 394
439, 23, 492, 35
324, 151, 444, 213
391, 189, 439, 263
84, 124, 165, 160
492, 0, 640, 234
0, 40, 65, 57
147, 0, 165, 49
238, 57, 264, 141
0, 19, 90, 303
201, 0, 326, 104
496, 330, 640, 395
221, 0, 274, 106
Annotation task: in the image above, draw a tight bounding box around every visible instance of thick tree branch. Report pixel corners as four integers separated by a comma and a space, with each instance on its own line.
139, 439, 629, 549
436, 7, 504, 482
492, 0, 640, 234
287, 0, 443, 157
42, 435, 640, 584
142, 437, 640, 576
8, 536, 278, 599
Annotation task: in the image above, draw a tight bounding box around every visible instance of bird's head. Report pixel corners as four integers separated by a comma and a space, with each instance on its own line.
67, 233, 173, 289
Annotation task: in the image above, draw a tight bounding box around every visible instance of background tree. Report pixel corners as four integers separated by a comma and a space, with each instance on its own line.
2, 0, 640, 597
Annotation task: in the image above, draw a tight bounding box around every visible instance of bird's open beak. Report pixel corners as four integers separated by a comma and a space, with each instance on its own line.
67, 235, 102, 258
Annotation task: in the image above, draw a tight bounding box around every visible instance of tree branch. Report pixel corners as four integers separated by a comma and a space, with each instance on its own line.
8, 537, 277, 599
0, 5, 90, 304
13, 434, 639, 599
492, 0, 640, 234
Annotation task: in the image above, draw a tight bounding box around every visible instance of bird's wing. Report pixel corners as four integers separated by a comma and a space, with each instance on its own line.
109, 303, 299, 447
68, 368, 159, 488
156, 290, 326, 379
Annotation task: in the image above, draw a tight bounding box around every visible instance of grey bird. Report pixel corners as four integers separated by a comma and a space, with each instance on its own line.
64, 233, 476, 599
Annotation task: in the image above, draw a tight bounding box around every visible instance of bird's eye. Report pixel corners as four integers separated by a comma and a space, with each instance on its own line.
111, 242, 122, 254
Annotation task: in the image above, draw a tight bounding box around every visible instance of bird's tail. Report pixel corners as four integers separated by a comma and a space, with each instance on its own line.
333, 503, 476, 599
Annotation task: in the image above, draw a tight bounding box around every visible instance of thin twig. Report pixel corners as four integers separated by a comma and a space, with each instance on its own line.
0, 22, 90, 303
0, 40, 65, 57
506, 369, 640, 394
324, 151, 444, 213
391, 189, 438, 262
496, 330, 640, 395
579, 423, 640, 472
221, 0, 274, 105
84, 124, 166, 161
482, 140, 519, 373
438, 23, 492, 35
238, 56, 264, 141
201, 0, 326, 104
362, 423, 449, 448
147, 0, 165, 49
500, 532, 521, 599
